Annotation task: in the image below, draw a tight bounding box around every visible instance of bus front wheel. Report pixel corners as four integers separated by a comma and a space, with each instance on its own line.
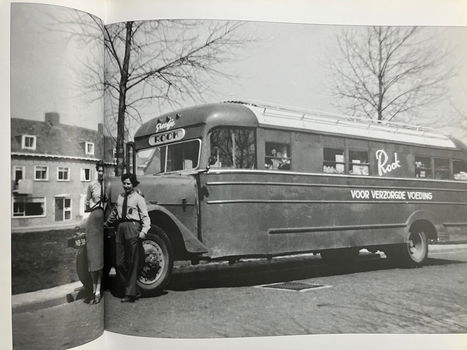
385, 229, 428, 267
137, 227, 173, 295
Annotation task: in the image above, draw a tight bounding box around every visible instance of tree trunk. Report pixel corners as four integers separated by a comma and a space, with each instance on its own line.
377, 27, 384, 121
115, 21, 133, 175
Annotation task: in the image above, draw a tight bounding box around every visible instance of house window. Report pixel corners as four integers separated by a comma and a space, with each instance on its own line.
349, 150, 369, 175
265, 142, 291, 170
55, 197, 72, 221
13, 166, 25, 186
80, 168, 92, 182
415, 157, 432, 178
21, 135, 36, 150
12, 197, 45, 217
323, 148, 345, 174
434, 158, 450, 180
453, 160, 467, 180
57, 167, 70, 181
85, 142, 95, 155
34, 166, 48, 181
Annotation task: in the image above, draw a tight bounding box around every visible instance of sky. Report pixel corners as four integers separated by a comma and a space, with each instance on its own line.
11, 3, 103, 131
10, 3, 467, 143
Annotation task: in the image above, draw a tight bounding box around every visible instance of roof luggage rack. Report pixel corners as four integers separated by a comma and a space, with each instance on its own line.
226, 100, 449, 142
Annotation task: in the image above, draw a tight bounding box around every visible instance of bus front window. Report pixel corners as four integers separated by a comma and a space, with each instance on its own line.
137, 139, 200, 174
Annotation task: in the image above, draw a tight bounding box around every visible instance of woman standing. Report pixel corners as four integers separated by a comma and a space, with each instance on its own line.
85, 160, 106, 304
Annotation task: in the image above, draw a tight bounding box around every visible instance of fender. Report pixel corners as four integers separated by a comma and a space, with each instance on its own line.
147, 203, 208, 254
405, 209, 440, 237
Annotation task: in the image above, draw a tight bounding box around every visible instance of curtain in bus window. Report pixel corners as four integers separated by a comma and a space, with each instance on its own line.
210, 127, 256, 169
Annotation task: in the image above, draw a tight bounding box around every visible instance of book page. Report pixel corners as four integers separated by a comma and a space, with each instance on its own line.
6, 1, 107, 350
101, 1, 466, 349
100, 1, 467, 350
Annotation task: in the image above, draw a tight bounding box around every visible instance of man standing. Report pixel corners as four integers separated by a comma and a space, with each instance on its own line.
105, 173, 150, 303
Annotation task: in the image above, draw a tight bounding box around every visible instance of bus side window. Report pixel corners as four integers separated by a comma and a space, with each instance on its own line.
434, 158, 450, 179
453, 160, 467, 180
415, 156, 432, 178
349, 150, 369, 175
323, 148, 345, 174
265, 142, 291, 170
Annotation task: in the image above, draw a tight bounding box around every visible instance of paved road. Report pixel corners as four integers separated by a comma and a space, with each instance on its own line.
105, 248, 467, 338
11, 247, 467, 349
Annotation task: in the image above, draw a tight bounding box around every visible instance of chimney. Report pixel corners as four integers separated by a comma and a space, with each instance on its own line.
45, 112, 60, 126
98, 123, 104, 134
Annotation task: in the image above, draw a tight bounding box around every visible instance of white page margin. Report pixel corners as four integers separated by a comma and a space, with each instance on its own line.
103, 1, 467, 350
107, 0, 467, 25
2, 2, 107, 350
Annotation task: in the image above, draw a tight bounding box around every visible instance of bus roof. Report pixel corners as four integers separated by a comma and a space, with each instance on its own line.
135, 101, 460, 150
134, 103, 258, 139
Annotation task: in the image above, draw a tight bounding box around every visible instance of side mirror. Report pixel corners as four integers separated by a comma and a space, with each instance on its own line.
208, 155, 217, 166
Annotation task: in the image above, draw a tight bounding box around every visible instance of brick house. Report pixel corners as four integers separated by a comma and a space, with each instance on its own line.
11, 112, 115, 233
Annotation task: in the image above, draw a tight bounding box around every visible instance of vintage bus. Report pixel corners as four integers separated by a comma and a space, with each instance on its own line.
108, 101, 467, 294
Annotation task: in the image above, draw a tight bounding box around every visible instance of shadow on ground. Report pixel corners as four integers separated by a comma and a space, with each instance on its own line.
165, 254, 465, 292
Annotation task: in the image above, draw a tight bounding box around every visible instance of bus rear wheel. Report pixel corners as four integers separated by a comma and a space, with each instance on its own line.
137, 227, 173, 295
385, 229, 428, 267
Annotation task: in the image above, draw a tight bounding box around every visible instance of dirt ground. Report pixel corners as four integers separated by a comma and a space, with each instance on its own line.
11, 229, 79, 294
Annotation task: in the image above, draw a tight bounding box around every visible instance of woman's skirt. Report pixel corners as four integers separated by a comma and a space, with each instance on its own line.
86, 208, 104, 272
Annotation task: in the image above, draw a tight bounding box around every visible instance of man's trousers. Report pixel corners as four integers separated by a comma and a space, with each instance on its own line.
115, 221, 142, 297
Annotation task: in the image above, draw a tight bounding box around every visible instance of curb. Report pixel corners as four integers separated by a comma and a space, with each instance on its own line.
11, 244, 467, 313
12, 281, 84, 313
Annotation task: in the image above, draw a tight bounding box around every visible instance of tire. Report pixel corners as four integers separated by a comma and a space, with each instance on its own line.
385, 230, 428, 267
76, 246, 93, 294
320, 248, 359, 264
137, 226, 173, 294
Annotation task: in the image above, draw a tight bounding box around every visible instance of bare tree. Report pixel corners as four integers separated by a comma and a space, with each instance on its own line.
51, 12, 247, 174
99, 20, 245, 174
329, 26, 452, 121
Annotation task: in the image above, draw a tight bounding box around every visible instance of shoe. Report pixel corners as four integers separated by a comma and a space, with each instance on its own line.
120, 296, 135, 303
84, 293, 95, 304
93, 292, 102, 304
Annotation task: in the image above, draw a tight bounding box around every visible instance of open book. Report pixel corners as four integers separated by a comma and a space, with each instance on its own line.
7, 1, 467, 350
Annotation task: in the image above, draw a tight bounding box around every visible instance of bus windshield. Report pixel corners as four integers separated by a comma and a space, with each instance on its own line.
137, 139, 201, 175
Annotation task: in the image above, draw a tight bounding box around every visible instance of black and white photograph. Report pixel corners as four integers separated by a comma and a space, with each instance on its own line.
10, 3, 109, 350
8, 1, 467, 349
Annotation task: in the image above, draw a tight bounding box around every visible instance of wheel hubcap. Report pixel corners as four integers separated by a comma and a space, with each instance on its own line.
408, 231, 425, 262
139, 240, 165, 284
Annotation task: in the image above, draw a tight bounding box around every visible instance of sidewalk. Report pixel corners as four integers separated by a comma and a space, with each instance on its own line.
12, 243, 467, 313
12, 281, 83, 313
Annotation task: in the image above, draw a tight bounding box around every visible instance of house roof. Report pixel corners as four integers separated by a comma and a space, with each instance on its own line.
11, 116, 114, 162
